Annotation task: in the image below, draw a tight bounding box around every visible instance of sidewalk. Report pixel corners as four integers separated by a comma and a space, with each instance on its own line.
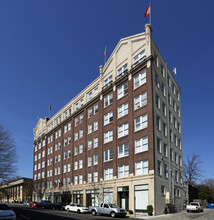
134, 214, 173, 219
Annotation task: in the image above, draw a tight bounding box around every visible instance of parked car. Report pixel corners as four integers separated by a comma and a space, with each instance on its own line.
52, 202, 65, 211
0, 203, 16, 220
37, 200, 53, 209
23, 201, 29, 206
65, 203, 89, 213
186, 202, 203, 212
89, 203, 127, 218
29, 201, 37, 207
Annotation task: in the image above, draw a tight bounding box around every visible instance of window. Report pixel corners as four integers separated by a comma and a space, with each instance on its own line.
133, 50, 145, 64
104, 75, 112, 87
75, 132, 78, 141
75, 102, 79, 110
79, 175, 83, 184
157, 138, 161, 153
94, 154, 98, 165
80, 113, 83, 123
80, 99, 84, 106
63, 165, 67, 173
117, 63, 128, 76
88, 156, 92, 167
118, 102, 128, 118
163, 123, 167, 136
161, 83, 165, 96
68, 136, 71, 144
135, 114, 148, 131
155, 73, 160, 88
58, 142, 61, 149
104, 148, 113, 162
58, 154, 61, 162
104, 168, 113, 180
68, 122, 71, 131
118, 122, 129, 138
170, 148, 173, 161
118, 165, 129, 178
162, 102, 166, 116
134, 92, 147, 110
135, 160, 148, 175
88, 140, 92, 150
104, 93, 113, 108
163, 144, 167, 157
79, 159, 83, 169
175, 152, 178, 164
55, 131, 58, 139
94, 120, 98, 131
88, 124, 92, 134
88, 173, 92, 183
68, 150, 71, 158
104, 111, 113, 126
104, 130, 113, 143
134, 70, 146, 89
88, 108, 93, 118
173, 117, 177, 129
94, 171, 98, 182
117, 83, 128, 99
75, 117, 78, 126
94, 87, 98, 96
154, 53, 158, 67
156, 116, 161, 131
161, 65, 165, 77
79, 129, 83, 139
42, 150, 45, 157
58, 167, 61, 175
79, 144, 83, 154
173, 100, 176, 112
157, 160, 162, 175
64, 138, 67, 146
59, 129, 61, 137
68, 164, 71, 172
64, 151, 67, 160
64, 125, 68, 134
94, 137, 98, 148
74, 176, 78, 185
155, 94, 160, 109
161, 185, 165, 195
88, 91, 93, 100
94, 103, 98, 114
118, 143, 129, 158
169, 111, 172, 123
135, 136, 148, 153
178, 139, 182, 150
74, 161, 78, 170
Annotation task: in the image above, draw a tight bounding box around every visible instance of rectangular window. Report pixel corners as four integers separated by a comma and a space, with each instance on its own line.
118, 165, 129, 178
88, 124, 92, 134
64, 138, 67, 146
94, 120, 98, 131
94, 103, 98, 114
133, 50, 145, 64
157, 137, 161, 153
104, 75, 112, 87
75, 132, 78, 141
118, 122, 129, 138
75, 102, 79, 111
88, 91, 93, 100
94, 171, 98, 182
74, 176, 78, 185
68, 136, 71, 144
161, 65, 165, 77
135, 114, 148, 131
88, 108, 93, 118
135, 160, 148, 175
104, 148, 113, 162
155, 94, 160, 109
155, 73, 160, 88
161, 83, 165, 96
163, 144, 167, 157
75, 117, 78, 127
134, 92, 147, 110
104, 168, 113, 180
157, 160, 162, 175
104, 130, 113, 143
117, 83, 128, 99
93, 154, 98, 165
88, 156, 92, 167
94, 137, 98, 148
118, 143, 129, 158
164, 164, 168, 178
79, 129, 83, 139
63, 165, 67, 173
104, 93, 113, 108
154, 53, 158, 67
79, 144, 83, 154
94, 87, 98, 96
117, 63, 128, 76
88, 173, 92, 183
134, 70, 146, 89
135, 136, 148, 153
64, 151, 67, 160
64, 125, 68, 134
68, 164, 71, 172
80, 113, 83, 124
104, 111, 113, 126
80, 99, 84, 106
79, 175, 83, 184
162, 102, 166, 116
118, 102, 128, 118
88, 139, 92, 150
156, 116, 161, 131
74, 161, 78, 170
79, 159, 83, 169
163, 123, 167, 136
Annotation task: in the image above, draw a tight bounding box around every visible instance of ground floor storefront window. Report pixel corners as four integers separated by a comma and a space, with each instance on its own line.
86, 189, 99, 207
117, 186, 129, 211
134, 184, 148, 212
54, 192, 61, 203
104, 188, 113, 204
45, 193, 52, 201
73, 190, 83, 204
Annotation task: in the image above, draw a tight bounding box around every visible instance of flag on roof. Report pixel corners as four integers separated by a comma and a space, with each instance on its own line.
144, 6, 151, 18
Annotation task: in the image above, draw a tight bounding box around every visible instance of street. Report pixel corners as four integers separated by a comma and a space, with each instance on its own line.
9, 204, 133, 220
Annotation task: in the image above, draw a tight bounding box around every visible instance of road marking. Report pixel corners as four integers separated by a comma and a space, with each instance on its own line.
19, 215, 31, 219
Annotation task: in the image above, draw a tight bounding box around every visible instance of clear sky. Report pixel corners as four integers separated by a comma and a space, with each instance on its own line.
0, 0, 213, 181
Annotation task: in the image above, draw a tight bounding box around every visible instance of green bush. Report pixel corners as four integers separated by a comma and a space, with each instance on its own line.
147, 205, 153, 212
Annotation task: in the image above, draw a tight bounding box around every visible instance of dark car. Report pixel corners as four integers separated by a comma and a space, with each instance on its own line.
52, 202, 65, 211
37, 200, 53, 208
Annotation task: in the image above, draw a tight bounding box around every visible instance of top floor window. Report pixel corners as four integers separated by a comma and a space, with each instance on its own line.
88, 91, 93, 101
134, 70, 146, 89
80, 99, 84, 107
118, 83, 128, 100
133, 50, 145, 64
117, 63, 128, 76
104, 75, 112, 87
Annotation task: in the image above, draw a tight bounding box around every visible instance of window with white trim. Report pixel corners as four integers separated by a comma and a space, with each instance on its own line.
74, 161, 78, 170
133, 50, 145, 64
79, 129, 83, 139
74, 176, 78, 185
94, 137, 98, 148
118, 122, 129, 138
88, 173, 92, 183
118, 165, 129, 178
94, 87, 98, 96
88, 108, 93, 118
104, 130, 113, 143
104, 168, 113, 180
134, 114, 148, 131
80, 113, 83, 123
104, 93, 113, 108
94, 103, 98, 114
64, 125, 67, 134
104, 148, 113, 162
117, 83, 128, 99
79, 175, 83, 184
88, 156, 92, 167
80, 99, 84, 107
94, 171, 98, 182
88, 91, 93, 101
79, 159, 83, 169
63, 165, 67, 173
135, 160, 148, 175
134, 92, 147, 110
75, 102, 79, 111
117, 63, 128, 76
67, 164, 71, 172
64, 138, 67, 146
104, 75, 112, 87
88, 124, 92, 134
88, 139, 92, 150
94, 120, 98, 131
104, 111, 113, 125
75, 132, 78, 141
157, 160, 162, 175
79, 144, 83, 154
75, 117, 78, 127
134, 70, 146, 89
118, 143, 129, 158
135, 136, 148, 153
93, 154, 98, 165
118, 102, 128, 118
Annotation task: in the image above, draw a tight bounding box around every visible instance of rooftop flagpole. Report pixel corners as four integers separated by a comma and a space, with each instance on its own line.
149, 2, 151, 25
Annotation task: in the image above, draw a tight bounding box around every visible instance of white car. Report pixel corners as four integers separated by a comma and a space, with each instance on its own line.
65, 203, 88, 213
0, 204, 16, 220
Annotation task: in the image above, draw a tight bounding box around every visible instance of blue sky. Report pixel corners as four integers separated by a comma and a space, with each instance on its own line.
0, 0, 213, 180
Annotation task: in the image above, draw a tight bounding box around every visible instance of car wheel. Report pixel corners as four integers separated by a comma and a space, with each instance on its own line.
77, 209, 80, 214
67, 208, 70, 212
111, 211, 116, 218
92, 210, 96, 216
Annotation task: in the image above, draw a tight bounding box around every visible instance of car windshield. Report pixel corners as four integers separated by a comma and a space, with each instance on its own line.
191, 203, 199, 206
77, 204, 83, 207
0, 204, 11, 210
109, 204, 119, 208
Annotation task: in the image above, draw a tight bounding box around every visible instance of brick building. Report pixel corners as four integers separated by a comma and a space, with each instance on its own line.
33, 24, 184, 215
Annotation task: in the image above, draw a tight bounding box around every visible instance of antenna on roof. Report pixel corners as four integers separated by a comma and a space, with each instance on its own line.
173, 67, 177, 77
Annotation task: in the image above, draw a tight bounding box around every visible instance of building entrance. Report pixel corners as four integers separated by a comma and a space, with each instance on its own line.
117, 186, 129, 211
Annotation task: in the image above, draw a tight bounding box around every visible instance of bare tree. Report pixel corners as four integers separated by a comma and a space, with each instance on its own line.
183, 154, 203, 186
0, 124, 17, 181
33, 179, 47, 201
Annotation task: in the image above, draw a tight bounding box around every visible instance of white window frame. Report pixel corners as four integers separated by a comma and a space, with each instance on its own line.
134, 114, 148, 131
118, 122, 129, 138
134, 69, 146, 89
104, 93, 113, 108
135, 160, 148, 175
118, 165, 129, 178
118, 102, 128, 118
133, 50, 145, 64
104, 148, 113, 162
104, 168, 113, 180
135, 136, 148, 153
117, 83, 128, 100
104, 130, 113, 143
104, 111, 113, 125
118, 143, 129, 158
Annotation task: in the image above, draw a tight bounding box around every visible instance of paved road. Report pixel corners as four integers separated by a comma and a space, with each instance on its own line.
9, 204, 133, 220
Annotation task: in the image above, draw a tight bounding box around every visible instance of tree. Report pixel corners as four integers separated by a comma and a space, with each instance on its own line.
0, 124, 17, 181
183, 154, 202, 186
33, 179, 47, 201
